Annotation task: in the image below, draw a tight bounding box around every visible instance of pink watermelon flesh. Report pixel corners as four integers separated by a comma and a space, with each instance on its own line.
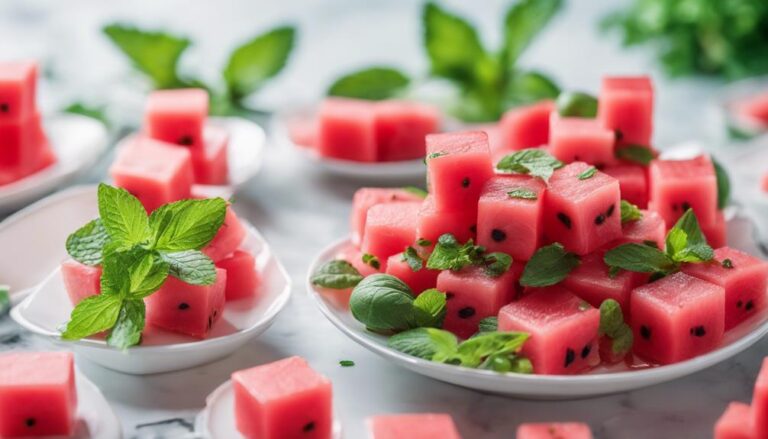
714, 402, 753, 439
516, 422, 594, 439
110, 136, 194, 212
763, 173, 768, 193
216, 250, 259, 301
562, 250, 640, 314
630, 272, 724, 364
361, 201, 421, 261
145, 88, 208, 150
386, 253, 439, 295
602, 164, 648, 208
190, 124, 229, 185
437, 265, 520, 339
735, 92, 768, 125
618, 209, 666, 249
0, 352, 77, 437
544, 162, 622, 255
202, 206, 247, 262
549, 115, 616, 167
753, 358, 768, 438
374, 101, 440, 162
682, 247, 768, 330
288, 116, 317, 148
498, 100, 554, 151
60, 260, 102, 305
426, 131, 494, 212
145, 268, 227, 338
368, 414, 462, 439
0, 113, 46, 171
317, 98, 376, 162
648, 155, 718, 228
336, 245, 386, 277
0, 61, 37, 121
477, 175, 546, 261
350, 188, 424, 246
498, 286, 599, 375
598, 76, 653, 146
702, 211, 727, 249
232, 356, 333, 439
416, 194, 476, 244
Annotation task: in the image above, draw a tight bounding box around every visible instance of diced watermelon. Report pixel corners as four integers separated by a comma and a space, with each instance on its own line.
216, 250, 259, 301
0, 61, 37, 121
202, 206, 247, 262
477, 175, 546, 261
374, 101, 440, 162
563, 251, 640, 314
598, 76, 653, 147
753, 358, 768, 438
416, 195, 476, 244
0, 113, 44, 170
368, 414, 462, 439
232, 356, 332, 439
361, 202, 421, 261
544, 162, 622, 255
317, 98, 376, 162
602, 164, 648, 208
549, 114, 616, 167
288, 116, 317, 148
516, 423, 593, 439
350, 188, 424, 246
648, 156, 718, 228
110, 136, 194, 212
0, 352, 77, 437
145, 268, 227, 338
145, 88, 209, 150
191, 125, 229, 185
336, 245, 386, 277
631, 272, 724, 364
60, 260, 102, 305
618, 209, 666, 249
498, 100, 554, 151
682, 247, 768, 330
426, 131, 494, 212
734, 91, 768, 126
714, 402, 753, 439
702, 211, 727, 249
386, 252, 439, 295
498, 286, 600, 374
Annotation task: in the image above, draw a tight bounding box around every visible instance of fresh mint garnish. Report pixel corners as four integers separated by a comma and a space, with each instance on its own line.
556, 91, 598, 118
483, 252, 513, 278
339, 360, 355, 367
604, 243, 676, 275
417, 238, 432, 247
63, 102, 110, 127
311, 260, 363, 289
620, 200, 643, 224
402, 247, 424, 272
62, 294, 124, 342
427, 151, 448, 161
388, 327, 459, 361
0, 285, 10, 316
329, 67, 410, 100
66, 219, 110, 266
107, 299, 145, 349
403, 186, 429, 198
615, 145, 654, 166
713, 158, 730, 209
362, 253, 381, 270
97, 184, 151, 248
426, 234, 484, 271
413, 289, 447, 327
160, 250, 217, 286
520, 243, 580, 287
722, 258, 734, 269
149, 198, 228, 251
223, 26, 296, 100
507, 188, 538, 200
477, 316, 498, 333
496, 149, 564, 181
599, 299, 633, 357
665, 209, 714, 263
578, 166, 597, 180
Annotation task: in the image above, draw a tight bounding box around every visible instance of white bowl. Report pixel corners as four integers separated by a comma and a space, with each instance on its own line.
194, 380, 342, 439
72, 370, 123, 439
307, 214, 768, 399
0, 114, 108, 213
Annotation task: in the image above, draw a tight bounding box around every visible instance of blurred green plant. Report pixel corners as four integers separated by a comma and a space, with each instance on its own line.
328, 0, 563, 122
603, 0, 768, 79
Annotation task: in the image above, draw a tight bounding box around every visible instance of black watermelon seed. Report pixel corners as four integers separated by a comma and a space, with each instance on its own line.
606, 204, 616, 217
178, 135, 194, 146
491, 229, 507, 242
672, 203, 679, 212
746, 301, 755, 311
581, 344, 591, 359
564, 348, 576, 368
469, 224, 477, 234
303, 421, 315, 432
574, 155, 581, 161
445, 292, 455, 300
178, 302, 190, 310
595, 214, 606, 225
615, 130, 623, 141
681, 202, 691, 212
557, 212, 572, 229
690, 326, 706, 337
25, 418, 35, 427
458, 307, 476, 319
208, 316, 213, 329
737, 300, 743, 308
640, 325, 652, 340
0, 103, 8, 113
213, 309, 218, 318
461, 177, 470, 188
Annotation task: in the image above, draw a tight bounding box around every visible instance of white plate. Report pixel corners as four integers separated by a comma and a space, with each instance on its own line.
307, 216, 768, 399
9, 185, 291, 375
194, 380, 342, 439
0, 114, 108, 213
72, 370, 123, 439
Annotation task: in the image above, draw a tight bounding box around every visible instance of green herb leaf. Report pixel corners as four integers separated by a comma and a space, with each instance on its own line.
97, 184, 150, 248
604, 243, 676, 275
426, 234, 484, 271
106, 299, 145, 350
455, 331, 529, 367
62, 293, 123, 340
483, 252, 512, 278
507, 188, 538, 200
160, 250, 217, 286
423, 2, 490, 83
413, 289, 447, 328
362, 253, 381, 270
339, 360, 355, 367
149, 198, 228, 251
713, 159, 731, 209
665, 209, 714, 263
417, 238, 432, 247
722, 258, 734, 269
578, 166, 597, 180
388, 327, 459, 361
520, 243, 580, 287
328, 66, 410, 101
63, 102, 109, 126
223, 26, 296, 99
556, 91, 598, 118
403, 186, 429, 199
101, 249, 169, 299
502, 0, 563, 70
349, 274, 416, 333
599, 299, 633, 357
311, 260, 364, 289
496, 149, 564, 181
0, 285, 10, 316
402, 247, 424, 272
504, 70, 560, 106
66, 219, 110, 266
477, 316, 498, 333
615, 145, 654, 166
620, 200, 643, 224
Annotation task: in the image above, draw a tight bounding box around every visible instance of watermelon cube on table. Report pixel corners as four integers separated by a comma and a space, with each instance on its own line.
361, 202, 421, 261
0, 352, 77, 437
110, 136, 194, 212
374, 101, 440, 162
563, 251, 640, 314
683, 247, 768, 330
317, 98, 376, 162
543, 162, 622, 255
386, 252, 439, 295
216, 250, 259, 301
145, 268, 227, 338
498, 100, 554, 151
602, 164, 648, 208
350, 188, 424, 246
549, 115, 616, 167
426, 131, 494, 212
631, 272, 724, 364
714, 402, 753, 439
598, 76, 653, 147
61, 260, 102, 305
145, 88, 209, 149
191, 125, 229, 185
618, 209, 666, 249
0, 61, 37, 121
416, 195, 476, 244
648, 155, 718, 228
516, 423, 593, 439
702, 211, 727, 249
477, 175, 546, 261
498, 286, 600, 374
753, 358, 768, 438
202, 206, 247, 262
368, 413, 462, 439
232, 356, 333, 439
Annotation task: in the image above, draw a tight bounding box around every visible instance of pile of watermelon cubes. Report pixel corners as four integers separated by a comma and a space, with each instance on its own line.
715, 357, 768, 439
341, 76, 768, 375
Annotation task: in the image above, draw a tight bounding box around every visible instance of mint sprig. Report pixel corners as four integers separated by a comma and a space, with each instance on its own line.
620, 200, 643, 224
615, 145, 655, 166
496, 149, 564, 181
520, 243, 580, 287
426, 234, 484, 271
402, 247, 424, 272
599, 299, 633, 357
311, 260, 363, 289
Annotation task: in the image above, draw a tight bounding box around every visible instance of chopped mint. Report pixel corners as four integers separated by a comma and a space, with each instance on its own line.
402, 247, 424, 272
477, 316, 498, 333
615, 145, 654, 166
599, 299, 633, 357
483, 252, 513, 278
578, 166, 597, 180
507, 188, 538, 200
339, 360, 356, 367
556, 91, 598, 118
427, 151, 448, 161
311, 260, 363, 289
426, 234, 484, 272
722, 258, 734, 269
0, 285, 9, 316
496, 149, 564, 181
362, 253, 381, 270
620, 200, 643, 224
403, 186, 428, 198
417, 238, 432, 247
520, 243, 580, 287
328, 67, 410, 101
413, 289, 447, 328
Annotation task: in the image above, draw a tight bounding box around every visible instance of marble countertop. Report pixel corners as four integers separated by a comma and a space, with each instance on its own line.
0, 1, 764, 438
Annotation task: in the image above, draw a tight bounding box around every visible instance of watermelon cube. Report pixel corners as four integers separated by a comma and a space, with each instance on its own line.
361, 202, 421, 261
498, 100, 554, 151
61, 260, 102, 305
598, 76, 653, 146
288, 116, 317, 148
110, 136, 194, 212
498, 286, 600, 374
631, 272, 724, 364
29, 136, 56, 175
386, 252, 439, 295
350, 188, 424, 246
437, 265, 520, 339
735, 92, 768, 126
374, 101, 440, 162
516, 423, 593, 439
477, 175, 546, 261
0, 61, 37, 121
0, 113, 44, 169
216, 250, 259, 301
191, 125, 229, 185
368, 414, 462, 439
683, 247, 768, 330
714, 402, 753, 439
563, 251, 640, 314
232, 356, 332, 439
145, 88, 209, 149
549, 115, 616, 167
648, 156, 718, 227
619, 209, 666, 249
702, 211, 727, 249
602, 164, 648, 208
544, 162, 622, 255
753, 358, 768, 438
145, 268, 227, 338
336, 245, 386, 278
416, 195, 476, 244
317, 98, 376, 162
0, 352, 77, 437
426, 131, 494, 212
202, 206, 247, 262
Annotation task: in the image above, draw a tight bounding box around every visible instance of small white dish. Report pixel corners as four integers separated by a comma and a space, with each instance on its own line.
194, 380, 342, 439
0, 114, 108, 213
72, 370, 123, 439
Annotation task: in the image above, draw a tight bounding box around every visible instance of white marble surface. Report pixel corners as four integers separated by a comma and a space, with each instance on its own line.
0, 1, 765, 438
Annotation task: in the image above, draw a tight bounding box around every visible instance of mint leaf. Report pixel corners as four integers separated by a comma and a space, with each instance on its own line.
501, 0, 562, 70
97, 184, 150, 247
556, 91, 598, 118
620, 200, 643, 224
63, 102, 109, 126
223, 26, 296, 100
413, 289, 447, 328
362, 253, 381, 270
599, 300, 633, 357
520, 243, 580, 287
403, 186, 428, 198
665, 209, 714, 263
426, 234, 484, 271
161, 250, 216, 286
417, 238, 432, 247
578, 166, 597, 180
101, 249, 168, 299
477, 316, 498, 333
402, 247, 424, 272
328, 67, 410, 100
504, 70, 560, 106
423, 2, 490, 83
66, 219, 110, 266
507, 188, 538, 200
350, 274, 416, 333
722, 258, 734, 269
604, 243, 676, 274
62, 293, 123, 340
388, 327, 459, 361
311, 260, 363, 289
713, 159, 731, 209
615, 145, 654, 166
150, 198, 227, 251
483, 252, 512, 277
106, 299, 145, 350
455, 331, 529, 367
0, 285, 10, 316
496, 149, 564, 181
339, 360, 355, 367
